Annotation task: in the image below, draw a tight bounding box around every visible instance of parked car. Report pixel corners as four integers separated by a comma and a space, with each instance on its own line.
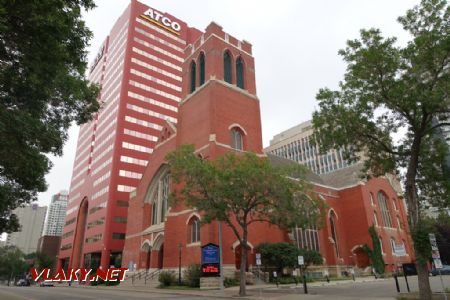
431, 264, 450, 276
15, 279, 30, 286
39, 280, 54, 287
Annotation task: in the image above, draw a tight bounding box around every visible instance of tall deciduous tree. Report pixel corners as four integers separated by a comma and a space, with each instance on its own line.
312, 1, 450, 298
166, 145, 324, 296
0, 0, 100, 232
0, 246, 29, 286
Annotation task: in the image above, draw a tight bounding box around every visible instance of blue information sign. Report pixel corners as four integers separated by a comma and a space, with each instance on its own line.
201, 243, 219, 264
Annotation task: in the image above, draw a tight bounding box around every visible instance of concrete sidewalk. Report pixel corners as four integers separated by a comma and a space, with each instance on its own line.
60, 276, 389, 299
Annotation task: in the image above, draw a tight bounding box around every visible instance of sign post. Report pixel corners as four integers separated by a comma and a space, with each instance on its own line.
429, 233, 448, 300
298, 255, 307, 294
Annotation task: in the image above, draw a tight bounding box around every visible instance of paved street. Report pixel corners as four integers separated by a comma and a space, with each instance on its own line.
0, 275, 448, 300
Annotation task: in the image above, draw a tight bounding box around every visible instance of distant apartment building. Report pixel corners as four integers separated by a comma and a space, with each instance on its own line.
44, 190, 68, 236
265, 120, 356, 174
6, 204, 47, 254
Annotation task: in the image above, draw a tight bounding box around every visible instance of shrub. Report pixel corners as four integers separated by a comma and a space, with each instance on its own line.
158, 270, 176, 287
183, 264, 201, 287
224, 277, 238, 288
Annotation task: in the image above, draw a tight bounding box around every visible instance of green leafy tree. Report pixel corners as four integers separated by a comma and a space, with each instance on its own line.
258, 242, 322, 273
312, 1, 449, 298
0, 246, 29, 286
166, 145, 324, 296
35, 252, 56, 270
0, 0, 100, 233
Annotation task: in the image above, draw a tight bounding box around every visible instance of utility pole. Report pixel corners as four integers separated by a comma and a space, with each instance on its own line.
219, 221, 224, 290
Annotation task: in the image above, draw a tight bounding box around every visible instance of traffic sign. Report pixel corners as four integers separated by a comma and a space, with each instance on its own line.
298, 255, 304, 265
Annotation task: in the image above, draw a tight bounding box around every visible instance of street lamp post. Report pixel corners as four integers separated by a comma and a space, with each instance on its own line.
178, 243, 182, 285
218, 221, 224, 290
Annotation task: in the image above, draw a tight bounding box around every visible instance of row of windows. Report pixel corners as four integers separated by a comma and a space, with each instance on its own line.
62, 230, 74, 239
117, 184, 135, 193
96, 106, 118, 136
119, 170, 142, 180
293, 226, 320, 252
91, 186, 109, 201
134, 27, 183, 53
116, 200, 129, 207
133, 37, 183, 63
92, 157, 112, 175
93, 131, 115, 155
131, 57, 181, 82
122, 141, 152, 154
370, 192, 398, 228
126, 103, 177, 123
89, 201, 107, 215
87, 217, 105, 229
129, 80, 180, 102
125, 115, 162, 131
132, 47, 181, 72
95, 116, 117, 142
91, 144, 114, 166
93, 171, 111, 187
112, 233, 126, 240
85, 234, 102, 244
124, 128, 157, 142
130, 68, 181, 92
70, 178, 85, 194
66, 206, 77, 216
135, 18, 186, 45
64, 218, 77, 226
71, 165, 88, 183
128, 91, 177, 113
61, 243, 72, 250
68, 192, 80, 204
120, 155, 148, 167
113, 216, 127, 223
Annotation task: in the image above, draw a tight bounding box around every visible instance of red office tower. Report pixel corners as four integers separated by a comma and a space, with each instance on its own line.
58, 1, 201, 270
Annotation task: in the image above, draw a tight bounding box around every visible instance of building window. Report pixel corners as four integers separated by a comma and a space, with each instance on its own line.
236, 56, 244, 89
189, 217, 201, 243
293, 224, 320, 252
230, 127, 243, 150
379, 237, 384, 254
392, 198, 397, 210
113, 216, 127, 223
369, 192, 374, 205
390, 237, 396, 254
224, 50, 232, 84
190, 61, 196, 93
146, 166, 170, 226
199, 52, 205, 86
397, 216, 402, 230
378, 192, 393, 228
373, 211, 378, 226
112, 233, 126, 240
329, 210, 340, 257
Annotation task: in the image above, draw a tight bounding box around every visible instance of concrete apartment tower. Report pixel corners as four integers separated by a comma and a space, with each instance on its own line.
6, 204, 47, 254
44, 190, 68, 236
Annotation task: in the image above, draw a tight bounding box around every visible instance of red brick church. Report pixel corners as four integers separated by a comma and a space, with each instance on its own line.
122, 22, 414, 278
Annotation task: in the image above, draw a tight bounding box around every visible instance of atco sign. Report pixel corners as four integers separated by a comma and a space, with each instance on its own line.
140, 8, 181, 35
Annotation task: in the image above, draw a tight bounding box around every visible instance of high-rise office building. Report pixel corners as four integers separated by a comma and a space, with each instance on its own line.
44, 190, 68, 236
58, 0, 201, 270
6, 204, 47, 254
265, 120, 357, 175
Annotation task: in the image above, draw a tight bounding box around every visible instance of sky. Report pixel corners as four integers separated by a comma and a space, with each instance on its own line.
36, 0, 420, 207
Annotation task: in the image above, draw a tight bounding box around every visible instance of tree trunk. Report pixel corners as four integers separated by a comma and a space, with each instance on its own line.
239, 229, 248, 296
405, 135, 431, 300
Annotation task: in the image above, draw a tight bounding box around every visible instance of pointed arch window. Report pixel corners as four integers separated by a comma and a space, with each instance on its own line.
329, 210, 340, 257
378, 192, 393, 228
199, 53, 205, 86
146, 166, 170, 226
230, 127, 243, 150
236, 56, 244, 89
224, 51, 232, 84
189, 217, 201, 243
190, 61, 196, 93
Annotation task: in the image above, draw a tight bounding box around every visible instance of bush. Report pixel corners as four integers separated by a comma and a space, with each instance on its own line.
183, 264, 201, 287
224, 277, 239, 287
158, 270, 176, 287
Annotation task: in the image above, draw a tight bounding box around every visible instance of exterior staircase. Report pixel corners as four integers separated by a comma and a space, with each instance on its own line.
120, 269, 161, 288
